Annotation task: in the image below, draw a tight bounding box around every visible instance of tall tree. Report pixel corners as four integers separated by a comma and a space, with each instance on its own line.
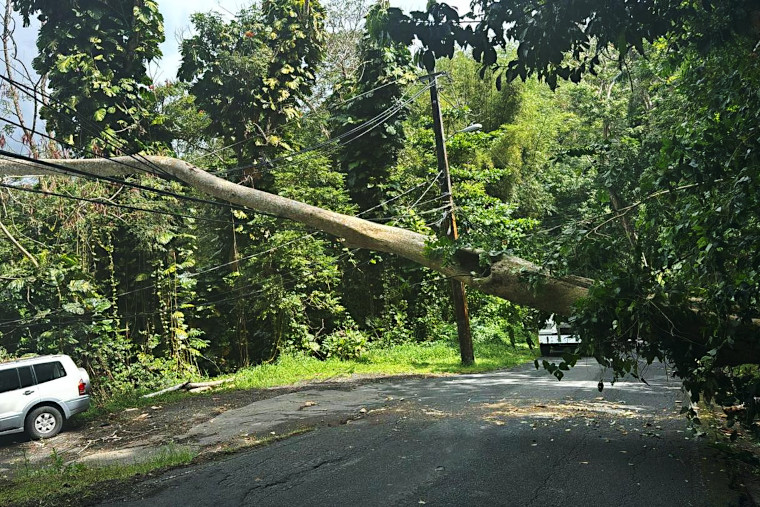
177, 0, 327, 363
178, 0, 325, 170
328, 0, 415, 211
326, 1, 418, 330
14, 0, 166, 154
312, 0, 371, 104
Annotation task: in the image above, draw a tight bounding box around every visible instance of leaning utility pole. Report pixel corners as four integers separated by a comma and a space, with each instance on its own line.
425, 73, 475, 365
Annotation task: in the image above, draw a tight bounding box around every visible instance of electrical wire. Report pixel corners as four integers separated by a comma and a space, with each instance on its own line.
0, 165, 449, 329
110, 173, 447, 299
1, 67, 417, 183
0, 72, 172, 178
0, 70, 449, 331
0, 249, 459, 334
2, 230, 461, 333
410, 170, 444, 208
210, 80, 434, 178
0, 121, 448, 328
0, 149, 284, 218
0, 68, 428, 195
188, 76, 411, 166
0, 113, 171, 178
0, 182, 231, 224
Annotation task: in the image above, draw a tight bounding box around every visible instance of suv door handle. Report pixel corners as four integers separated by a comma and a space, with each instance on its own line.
23, 390, 35, 395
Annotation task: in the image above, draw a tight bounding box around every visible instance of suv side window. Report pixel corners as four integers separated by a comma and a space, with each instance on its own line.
33, 361, 67, 384
18, 366, 34, 388
0, 368, 20, 393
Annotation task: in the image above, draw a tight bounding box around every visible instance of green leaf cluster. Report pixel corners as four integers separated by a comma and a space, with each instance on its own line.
177, 0, 325, 165
15, 0, 167, 154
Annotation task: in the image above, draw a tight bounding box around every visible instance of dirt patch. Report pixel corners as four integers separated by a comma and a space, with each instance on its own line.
481, 398, 650, 420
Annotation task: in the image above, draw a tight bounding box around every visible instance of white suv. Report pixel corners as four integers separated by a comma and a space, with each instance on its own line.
0, 354, 91, 439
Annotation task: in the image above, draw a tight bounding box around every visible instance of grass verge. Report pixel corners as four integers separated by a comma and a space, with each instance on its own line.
90, 339, 536, 416
0, 444, 196, 506
233, 340, 536, 389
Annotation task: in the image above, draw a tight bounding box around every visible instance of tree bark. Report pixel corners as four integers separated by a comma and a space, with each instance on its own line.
0, 155, 592, 314
3, 155, 759, 367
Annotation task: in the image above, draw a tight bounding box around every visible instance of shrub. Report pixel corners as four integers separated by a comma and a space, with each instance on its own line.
322, 329, 368, 360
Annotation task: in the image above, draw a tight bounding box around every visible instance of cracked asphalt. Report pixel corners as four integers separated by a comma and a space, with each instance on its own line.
99, 359, 747, 506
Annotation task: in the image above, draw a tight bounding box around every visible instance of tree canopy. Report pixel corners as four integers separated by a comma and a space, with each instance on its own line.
15, 0, 167, 153
177, 0, 325, 166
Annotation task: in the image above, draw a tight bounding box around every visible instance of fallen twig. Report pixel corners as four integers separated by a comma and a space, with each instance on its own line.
141, 378, 233, 398
142, 381, 189, 399
186, 379, 233, 389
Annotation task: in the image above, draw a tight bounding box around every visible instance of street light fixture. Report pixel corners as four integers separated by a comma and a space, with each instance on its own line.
456, 123, 483, 134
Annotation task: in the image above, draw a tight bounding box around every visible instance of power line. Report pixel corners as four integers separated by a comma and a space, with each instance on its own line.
108, 173, 445, 299
0, 167, 447, 329
0, 240, 360, 330
0, 134, 448, 326
1, 65, 417, 184
0, 231, 458, 334
0, 69, 152, 163
3, 270, 458, 335
0, 58, 429, 206
188, 76, 411, 167
0, 72, 172, 178
0, 68, 426, 201
211, 80, 434, 178
0, 247, 456, 334
0, 113, 169, 178
411, 170, 444, 208
0, 182, 231, 224
0, 149, 283, 218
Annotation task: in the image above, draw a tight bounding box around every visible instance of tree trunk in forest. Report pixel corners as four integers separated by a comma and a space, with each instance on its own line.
0, 155, 593, 314
3, 155, 758, 367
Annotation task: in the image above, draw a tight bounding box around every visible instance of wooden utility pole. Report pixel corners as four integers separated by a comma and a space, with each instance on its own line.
426, 73, 475, 365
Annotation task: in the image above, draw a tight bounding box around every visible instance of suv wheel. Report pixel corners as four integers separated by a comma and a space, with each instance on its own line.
25, 406, 63, 439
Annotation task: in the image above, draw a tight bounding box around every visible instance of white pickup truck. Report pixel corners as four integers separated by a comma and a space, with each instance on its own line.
538, 317, 580, 356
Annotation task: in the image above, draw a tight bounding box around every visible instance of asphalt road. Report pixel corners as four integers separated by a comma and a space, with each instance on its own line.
100, 359, 747, 506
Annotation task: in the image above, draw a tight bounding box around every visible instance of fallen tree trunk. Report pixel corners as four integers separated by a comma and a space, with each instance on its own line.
3, 155, 758, 367
0, 155, 591, 314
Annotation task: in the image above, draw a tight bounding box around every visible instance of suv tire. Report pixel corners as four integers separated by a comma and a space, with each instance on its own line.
25, 405, 63, 439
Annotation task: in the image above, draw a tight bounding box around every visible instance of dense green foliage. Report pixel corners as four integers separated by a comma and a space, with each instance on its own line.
178, 0, 325, 166
4, 0, 759, 435
329, 0, 414, 211
15, 0, 167, 153
386, 0, 760, 427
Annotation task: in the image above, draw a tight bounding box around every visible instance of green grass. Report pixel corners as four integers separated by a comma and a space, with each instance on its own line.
88, 339, 536, 417
233, 340, 536, 389
0, 444, 196, 506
